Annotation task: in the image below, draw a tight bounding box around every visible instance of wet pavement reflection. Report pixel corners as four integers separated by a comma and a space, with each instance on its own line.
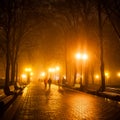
3, 80, 120, 120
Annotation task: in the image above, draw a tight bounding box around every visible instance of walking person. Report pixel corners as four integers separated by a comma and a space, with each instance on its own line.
44, 77, 48, 89
58, 79, 61, 89
48, 78, 52, 89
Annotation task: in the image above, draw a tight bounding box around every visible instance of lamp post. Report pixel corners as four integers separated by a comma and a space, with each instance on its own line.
98, 0, 105, 91
75, 53, 88, 90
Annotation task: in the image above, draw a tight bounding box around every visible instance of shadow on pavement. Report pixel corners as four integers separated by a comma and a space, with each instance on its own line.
0, 90, 23, 117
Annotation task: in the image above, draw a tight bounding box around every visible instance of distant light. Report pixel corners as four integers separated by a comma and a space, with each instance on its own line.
55, 76, 59, 80
48, 68, 55, 72
30, 72, 34, 76
79, 74, 83, 78
21, 74, 27, 79
41, 72, 45, 77
25, 68, 32, 72
56, 66, 60, 71
82, 54, 88, 60
105, 72, 109, 78
75, 53, 81, 60
63, 75, 66, 79
75, 53, 88, 60
48, 68, 52, 72
105, 72, 108, 76
117, 72, 120, 77
95, 74, 99, 79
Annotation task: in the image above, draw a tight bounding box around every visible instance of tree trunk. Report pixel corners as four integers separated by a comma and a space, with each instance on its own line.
98, 0, 105, 91
4, 44, 12, 95
73, 62, 76, 85
4, 0, 14, 95
11, 59, 16, 84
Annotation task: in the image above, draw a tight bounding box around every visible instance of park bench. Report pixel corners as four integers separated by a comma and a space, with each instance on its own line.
0, 85, 18, 110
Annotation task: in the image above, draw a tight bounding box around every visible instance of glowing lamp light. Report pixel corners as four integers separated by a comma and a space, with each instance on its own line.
63, 75, 66, 79
30, 72, 34, 76
95, 75, 99, 79
41, 72, 46, 77
117, 72, 120, 77
75, 53, 88, 60
82, 54, 88, 60
48, 68, 55, 72
105, 72, 108, 76
75, 53, 81, 60
56, 66, 60, 71
48, 68, 52, 72
55, 76, 59, 80
21, 74, 27, 79
25, 68, 32, 72
105, 72, 109, 78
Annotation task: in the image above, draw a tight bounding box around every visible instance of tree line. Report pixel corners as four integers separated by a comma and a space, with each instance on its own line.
0, 0, 120, 95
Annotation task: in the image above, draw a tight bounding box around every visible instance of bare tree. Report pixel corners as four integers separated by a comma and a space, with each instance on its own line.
102, 0, 120, 40
0, 0, 34, 95
50, 0, 95, 88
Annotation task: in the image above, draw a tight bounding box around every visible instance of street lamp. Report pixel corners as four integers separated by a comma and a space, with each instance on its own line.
21, 74, 27, 84
75, 52, 88, 90
40, 72, 46, 81
75, 53, 82, 59
95, 74, 100, 84
41, 72, 46, 77
25, 68, 32, 72
82, 54, 88, 60
95, 74, 99, 79
105, 72, 110, 85
56, 66, 60, 71
117, 72, 120, 77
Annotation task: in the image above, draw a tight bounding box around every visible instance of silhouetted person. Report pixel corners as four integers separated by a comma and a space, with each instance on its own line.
48, 78, 52, 89
58, 79, 60, 89
44, 78, 48, 89
62, 77, 66, 86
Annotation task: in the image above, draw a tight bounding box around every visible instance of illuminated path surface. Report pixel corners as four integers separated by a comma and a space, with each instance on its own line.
2, 81, 120, 120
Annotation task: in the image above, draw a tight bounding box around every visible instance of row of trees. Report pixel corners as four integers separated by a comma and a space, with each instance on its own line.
0, 0, 31, 95
0, 0, 120, 95
48, 0, 120, 91
0, 0, 58, 95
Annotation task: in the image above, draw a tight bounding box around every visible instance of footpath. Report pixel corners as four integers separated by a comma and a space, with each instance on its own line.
0, 82, 120, 119
72, 84, 120, 101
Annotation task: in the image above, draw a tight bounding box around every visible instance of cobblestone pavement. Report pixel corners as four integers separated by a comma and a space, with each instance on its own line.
1, 80, 120, 120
